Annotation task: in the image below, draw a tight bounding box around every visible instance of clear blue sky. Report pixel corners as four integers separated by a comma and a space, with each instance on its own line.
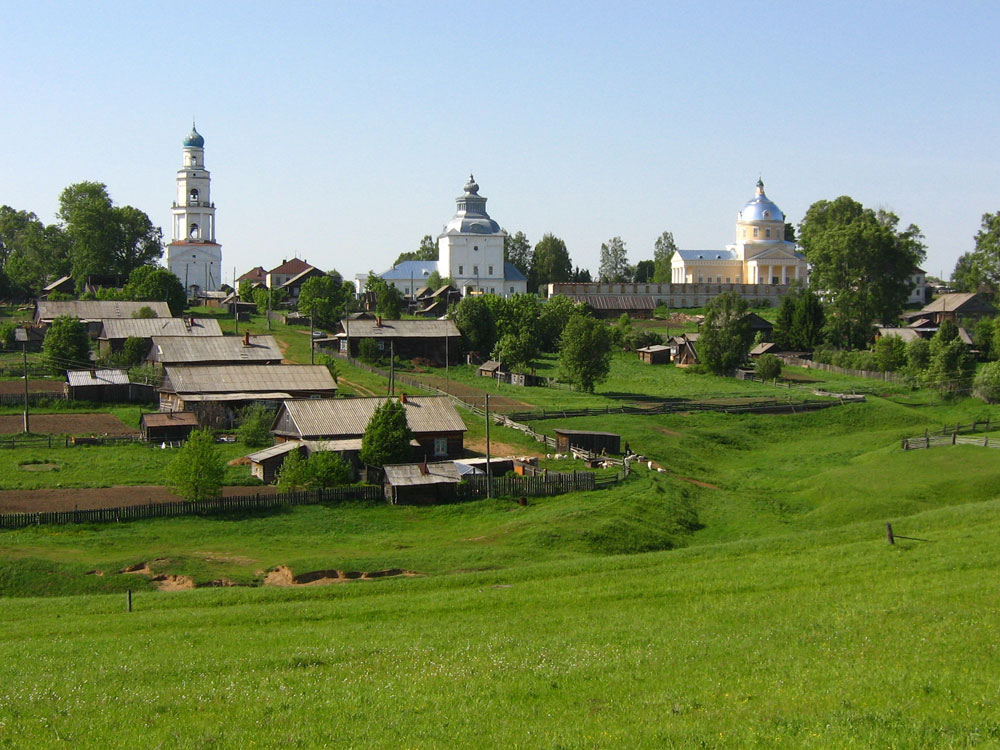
2, 1, 997, 285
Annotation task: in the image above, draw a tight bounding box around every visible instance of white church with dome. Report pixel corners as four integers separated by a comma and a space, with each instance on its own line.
671, 179, 808, 286
166, 123, 223, 294
375, 175, 527, 298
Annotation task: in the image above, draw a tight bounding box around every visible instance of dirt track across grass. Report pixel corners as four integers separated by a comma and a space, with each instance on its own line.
408, 374, 532, 413
0, 485, 282, 513
0, 413, 137, 437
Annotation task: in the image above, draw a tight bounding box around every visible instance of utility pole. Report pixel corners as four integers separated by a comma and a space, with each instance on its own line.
309, 312, 314, 364
485, 393, 492, 498
388, 340, 395, 395
266, 286, 271, 331
22, 342, 29, 434
233, 266, 239, 335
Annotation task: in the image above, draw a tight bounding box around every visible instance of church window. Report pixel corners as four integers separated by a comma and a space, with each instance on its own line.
474, 245, 479, 252
753, 228, 759, 238
490, 287, 495, 294
458, 265, 463, 275
509, 286, 514, 293
473, 265, 479, 275
742, 228, 746, 238
726, 277, 731, 283
766, 228, 771, 238
697, 276, 703, 282
488, 265, 493, 275
189, 189, 199, 204
189, 223, 200, 239
716, 276, 722, 283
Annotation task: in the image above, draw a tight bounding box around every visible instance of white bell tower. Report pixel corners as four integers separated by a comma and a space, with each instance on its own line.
166, 122, 222, 294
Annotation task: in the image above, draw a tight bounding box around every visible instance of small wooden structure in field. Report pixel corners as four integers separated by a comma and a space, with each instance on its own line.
554, 429, 621, 455
637, 344, 671, 364
383, 461, 461, 504
140, 411, 199, 442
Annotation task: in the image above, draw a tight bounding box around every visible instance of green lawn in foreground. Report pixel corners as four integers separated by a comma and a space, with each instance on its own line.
0, 497, 997, 747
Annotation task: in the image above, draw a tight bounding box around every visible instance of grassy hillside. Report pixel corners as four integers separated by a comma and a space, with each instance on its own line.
0, 498, 998, 747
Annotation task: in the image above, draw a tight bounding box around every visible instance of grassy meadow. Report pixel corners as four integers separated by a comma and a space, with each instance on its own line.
2, 311, 1000, 745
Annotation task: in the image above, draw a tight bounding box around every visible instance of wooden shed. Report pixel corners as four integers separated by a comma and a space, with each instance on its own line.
554, 429, 621, 455
246, 441, 305, 484
383, 461, 461, 505
140, 411, 199, 442
65, 369, 131, 402
637, 344, 671, 364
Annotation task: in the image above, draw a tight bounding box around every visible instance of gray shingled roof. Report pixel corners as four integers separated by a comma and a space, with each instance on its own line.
276, 396, 466, 438
919, 293, 996, 315
37, 300, 172, 321
560, 294, 656, 311
100, 318, 223, 340
337, 318, 460, 339
162, 365, 337, 395
150, 335, 282, 364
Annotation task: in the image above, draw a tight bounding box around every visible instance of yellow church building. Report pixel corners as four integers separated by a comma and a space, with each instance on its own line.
671, 180, 808, 286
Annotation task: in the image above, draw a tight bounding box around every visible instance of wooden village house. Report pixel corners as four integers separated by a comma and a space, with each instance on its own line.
147, 333, 282, 367
158, 364, 337, 426
98, 317, 223, 354
271, 395, 466, 460
331, 318, 461, 365
139, 411, 199, 442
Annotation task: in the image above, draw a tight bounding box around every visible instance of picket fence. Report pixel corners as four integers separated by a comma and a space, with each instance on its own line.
458, 471, 601, 498
0, 485, 384, 530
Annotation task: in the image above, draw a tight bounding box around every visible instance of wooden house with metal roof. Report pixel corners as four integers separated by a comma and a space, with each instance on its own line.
271, 395, 466, 460
98, 317, 223, 354
331, 317, 461, 364
147, 333, 282, 367
35, 300, 173, 336
637, 344, 671, 364
139, 411, 199, 442
159, 364, 337, 426
902, 293, 997, 326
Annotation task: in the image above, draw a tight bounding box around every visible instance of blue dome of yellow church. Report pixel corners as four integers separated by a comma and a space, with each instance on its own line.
183, 124, 204, 148
739, 178, 784, 223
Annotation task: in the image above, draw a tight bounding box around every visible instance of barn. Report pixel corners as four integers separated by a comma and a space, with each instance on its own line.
140, 411, 199, 442
554, 429, 621, 455
383, 461, 461, 505
637, 344, 671, 364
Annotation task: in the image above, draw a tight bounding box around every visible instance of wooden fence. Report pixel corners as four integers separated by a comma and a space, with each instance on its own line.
0, 485, 384, 530
901, 418, 998, 451
458, 471, 601, 498
0, 391, 67, 407
0, 434, 144, 450
778, 355, 908, 384
498, 397, 844, 424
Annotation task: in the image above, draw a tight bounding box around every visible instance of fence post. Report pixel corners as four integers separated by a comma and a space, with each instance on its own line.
952, 432, 956, 445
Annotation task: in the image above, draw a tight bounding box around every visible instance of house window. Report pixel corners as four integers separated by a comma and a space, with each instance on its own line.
458, 265, 463, 275
339, 340, 347, 352
433, 437, 448, 457
377, 340, 385, 351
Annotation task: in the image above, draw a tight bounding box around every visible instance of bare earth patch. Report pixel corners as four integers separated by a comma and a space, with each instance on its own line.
152, 574, 195, 591
652, 426, 682, 437
0, 413, 137, 437
0, 380, 65, 395
464, 438, 544, 458
263, 565, 422, 587
0, 484, 282, 513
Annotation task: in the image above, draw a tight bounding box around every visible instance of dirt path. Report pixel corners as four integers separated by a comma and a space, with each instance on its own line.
0, 485, 282, 513
338, 377, 378, 397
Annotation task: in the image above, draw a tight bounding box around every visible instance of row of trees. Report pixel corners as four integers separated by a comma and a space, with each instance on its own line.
0, 182, 163, 297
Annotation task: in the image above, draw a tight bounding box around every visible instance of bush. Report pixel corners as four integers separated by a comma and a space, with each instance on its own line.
119, 336, 149, 367
42, 316, 90, 374
166, 429, 223, 502
754, 353, 782, 380
307, 451, 352, 488
358, 338, 382, 365
237, 403, 275, 448
874, 335, 907, 372
276, 448, 310, 491
906, 338, 931, 372
974, 361, 1000, 403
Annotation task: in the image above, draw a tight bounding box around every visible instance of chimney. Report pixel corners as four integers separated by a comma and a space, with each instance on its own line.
376, 315, 382, 327
399, 393, 406, 404
418, 461, 428, 475
244, 331, 250, 347
189, 317, 195, 327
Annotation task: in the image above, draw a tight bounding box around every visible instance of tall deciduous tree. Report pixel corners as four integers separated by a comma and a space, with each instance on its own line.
951, 252, 984, 293
773, 286, 824, 351
698, 291, 753, 375
299, 272, 352, 330
503, 230, 532, 277
123, 266, 186, 316
557, 313, 612, 392
652, 231, 677, 283
451, 294, 497, 355
166, 428, 224, 502
0, 207, 70, 295
42, 315, 90, 374
598, 236, 630, 282
364, 274, 403, 319
962, 211, 1000, 292
393, 234, 438, 266
531, 234, 573, 292
798, 196, 925, 349
360, 399, 413, 467
633, 260, 655, 283
58, 182, 163, 283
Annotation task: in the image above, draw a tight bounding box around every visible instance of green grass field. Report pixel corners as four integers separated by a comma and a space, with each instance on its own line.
2, 316, 1000, 746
